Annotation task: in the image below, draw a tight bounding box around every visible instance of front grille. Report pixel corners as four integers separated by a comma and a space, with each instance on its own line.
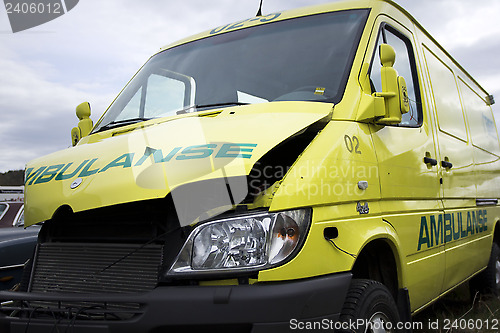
4, 300, 146, 321
31, 242, 163, 294
19, 242, 163, 320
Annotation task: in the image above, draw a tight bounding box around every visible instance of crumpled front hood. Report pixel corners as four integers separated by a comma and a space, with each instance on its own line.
24, 102, 332, 226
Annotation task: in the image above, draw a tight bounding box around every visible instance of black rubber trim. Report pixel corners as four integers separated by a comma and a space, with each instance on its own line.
0, 273, 352, 333
397, 287, 412, 332
476, 198, 498, 206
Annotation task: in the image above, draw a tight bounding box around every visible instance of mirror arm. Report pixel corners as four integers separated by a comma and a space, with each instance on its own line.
373, 91, 396, 98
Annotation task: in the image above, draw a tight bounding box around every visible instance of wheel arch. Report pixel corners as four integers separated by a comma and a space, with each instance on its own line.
493, 218, 500, 247
351, 237, 402, 300
37, 204, 74, 242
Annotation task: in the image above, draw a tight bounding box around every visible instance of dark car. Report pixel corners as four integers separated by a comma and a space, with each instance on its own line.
0, 202, 24, 228
0, 202, 39, 290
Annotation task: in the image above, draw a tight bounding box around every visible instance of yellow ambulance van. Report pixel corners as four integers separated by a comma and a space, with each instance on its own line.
1, 0, 499, 332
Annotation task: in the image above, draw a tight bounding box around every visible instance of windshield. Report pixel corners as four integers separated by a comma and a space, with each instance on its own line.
94, 9, 368, 132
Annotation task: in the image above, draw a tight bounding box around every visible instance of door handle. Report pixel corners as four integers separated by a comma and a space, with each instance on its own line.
423, 156, 437, 166
441, 160, 453, 169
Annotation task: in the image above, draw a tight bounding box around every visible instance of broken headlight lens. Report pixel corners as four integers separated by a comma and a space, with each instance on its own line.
168, 209, 310, 276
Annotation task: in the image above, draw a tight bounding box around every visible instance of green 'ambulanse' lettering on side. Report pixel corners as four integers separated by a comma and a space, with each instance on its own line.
417, 210, 488, 251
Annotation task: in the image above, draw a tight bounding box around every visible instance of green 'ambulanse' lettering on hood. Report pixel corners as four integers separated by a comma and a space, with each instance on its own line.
26, 143, 258, 186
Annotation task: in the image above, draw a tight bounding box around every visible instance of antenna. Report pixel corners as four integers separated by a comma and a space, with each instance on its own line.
256, 0, 263, 16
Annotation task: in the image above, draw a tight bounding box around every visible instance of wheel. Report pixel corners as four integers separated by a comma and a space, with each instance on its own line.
470, 242, 500, 296
337, 279, 401, 333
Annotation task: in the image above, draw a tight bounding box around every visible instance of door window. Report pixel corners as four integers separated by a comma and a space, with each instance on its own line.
370, 25, 422, 127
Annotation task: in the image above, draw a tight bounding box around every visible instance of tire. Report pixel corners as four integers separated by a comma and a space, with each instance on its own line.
470, 242, 500, 297
337, 279, 401, 333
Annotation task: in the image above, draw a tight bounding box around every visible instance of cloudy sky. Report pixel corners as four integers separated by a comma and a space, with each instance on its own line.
0, 0, 499, 172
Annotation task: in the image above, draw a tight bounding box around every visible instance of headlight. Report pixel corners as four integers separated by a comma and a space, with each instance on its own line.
168, 209, 310, 276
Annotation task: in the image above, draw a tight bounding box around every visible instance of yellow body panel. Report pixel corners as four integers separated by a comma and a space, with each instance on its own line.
259, 212, 397, 282
382, 200, 444, 310
441, 205, 494, 292
270, 120, 380, 211
25, 102, 332, 225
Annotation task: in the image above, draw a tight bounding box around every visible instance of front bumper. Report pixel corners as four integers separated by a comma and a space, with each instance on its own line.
0, 273, 351, 333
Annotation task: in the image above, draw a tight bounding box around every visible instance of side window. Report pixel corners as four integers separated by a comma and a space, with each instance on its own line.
459, 78, 499, 154
423, 47, 467, 141
370, 25, 422, 127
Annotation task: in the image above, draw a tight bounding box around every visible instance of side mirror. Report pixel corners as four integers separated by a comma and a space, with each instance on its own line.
71, 102, 93, 146
374, 44, 409, 124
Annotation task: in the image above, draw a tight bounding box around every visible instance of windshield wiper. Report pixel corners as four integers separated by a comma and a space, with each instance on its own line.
95, 117, 151, 133
96, 103, 248, 131
176, 102, 249, 114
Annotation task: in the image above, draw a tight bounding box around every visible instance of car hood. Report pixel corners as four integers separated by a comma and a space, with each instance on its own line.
24, 102, 332, 227
0, 226, 40, 243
